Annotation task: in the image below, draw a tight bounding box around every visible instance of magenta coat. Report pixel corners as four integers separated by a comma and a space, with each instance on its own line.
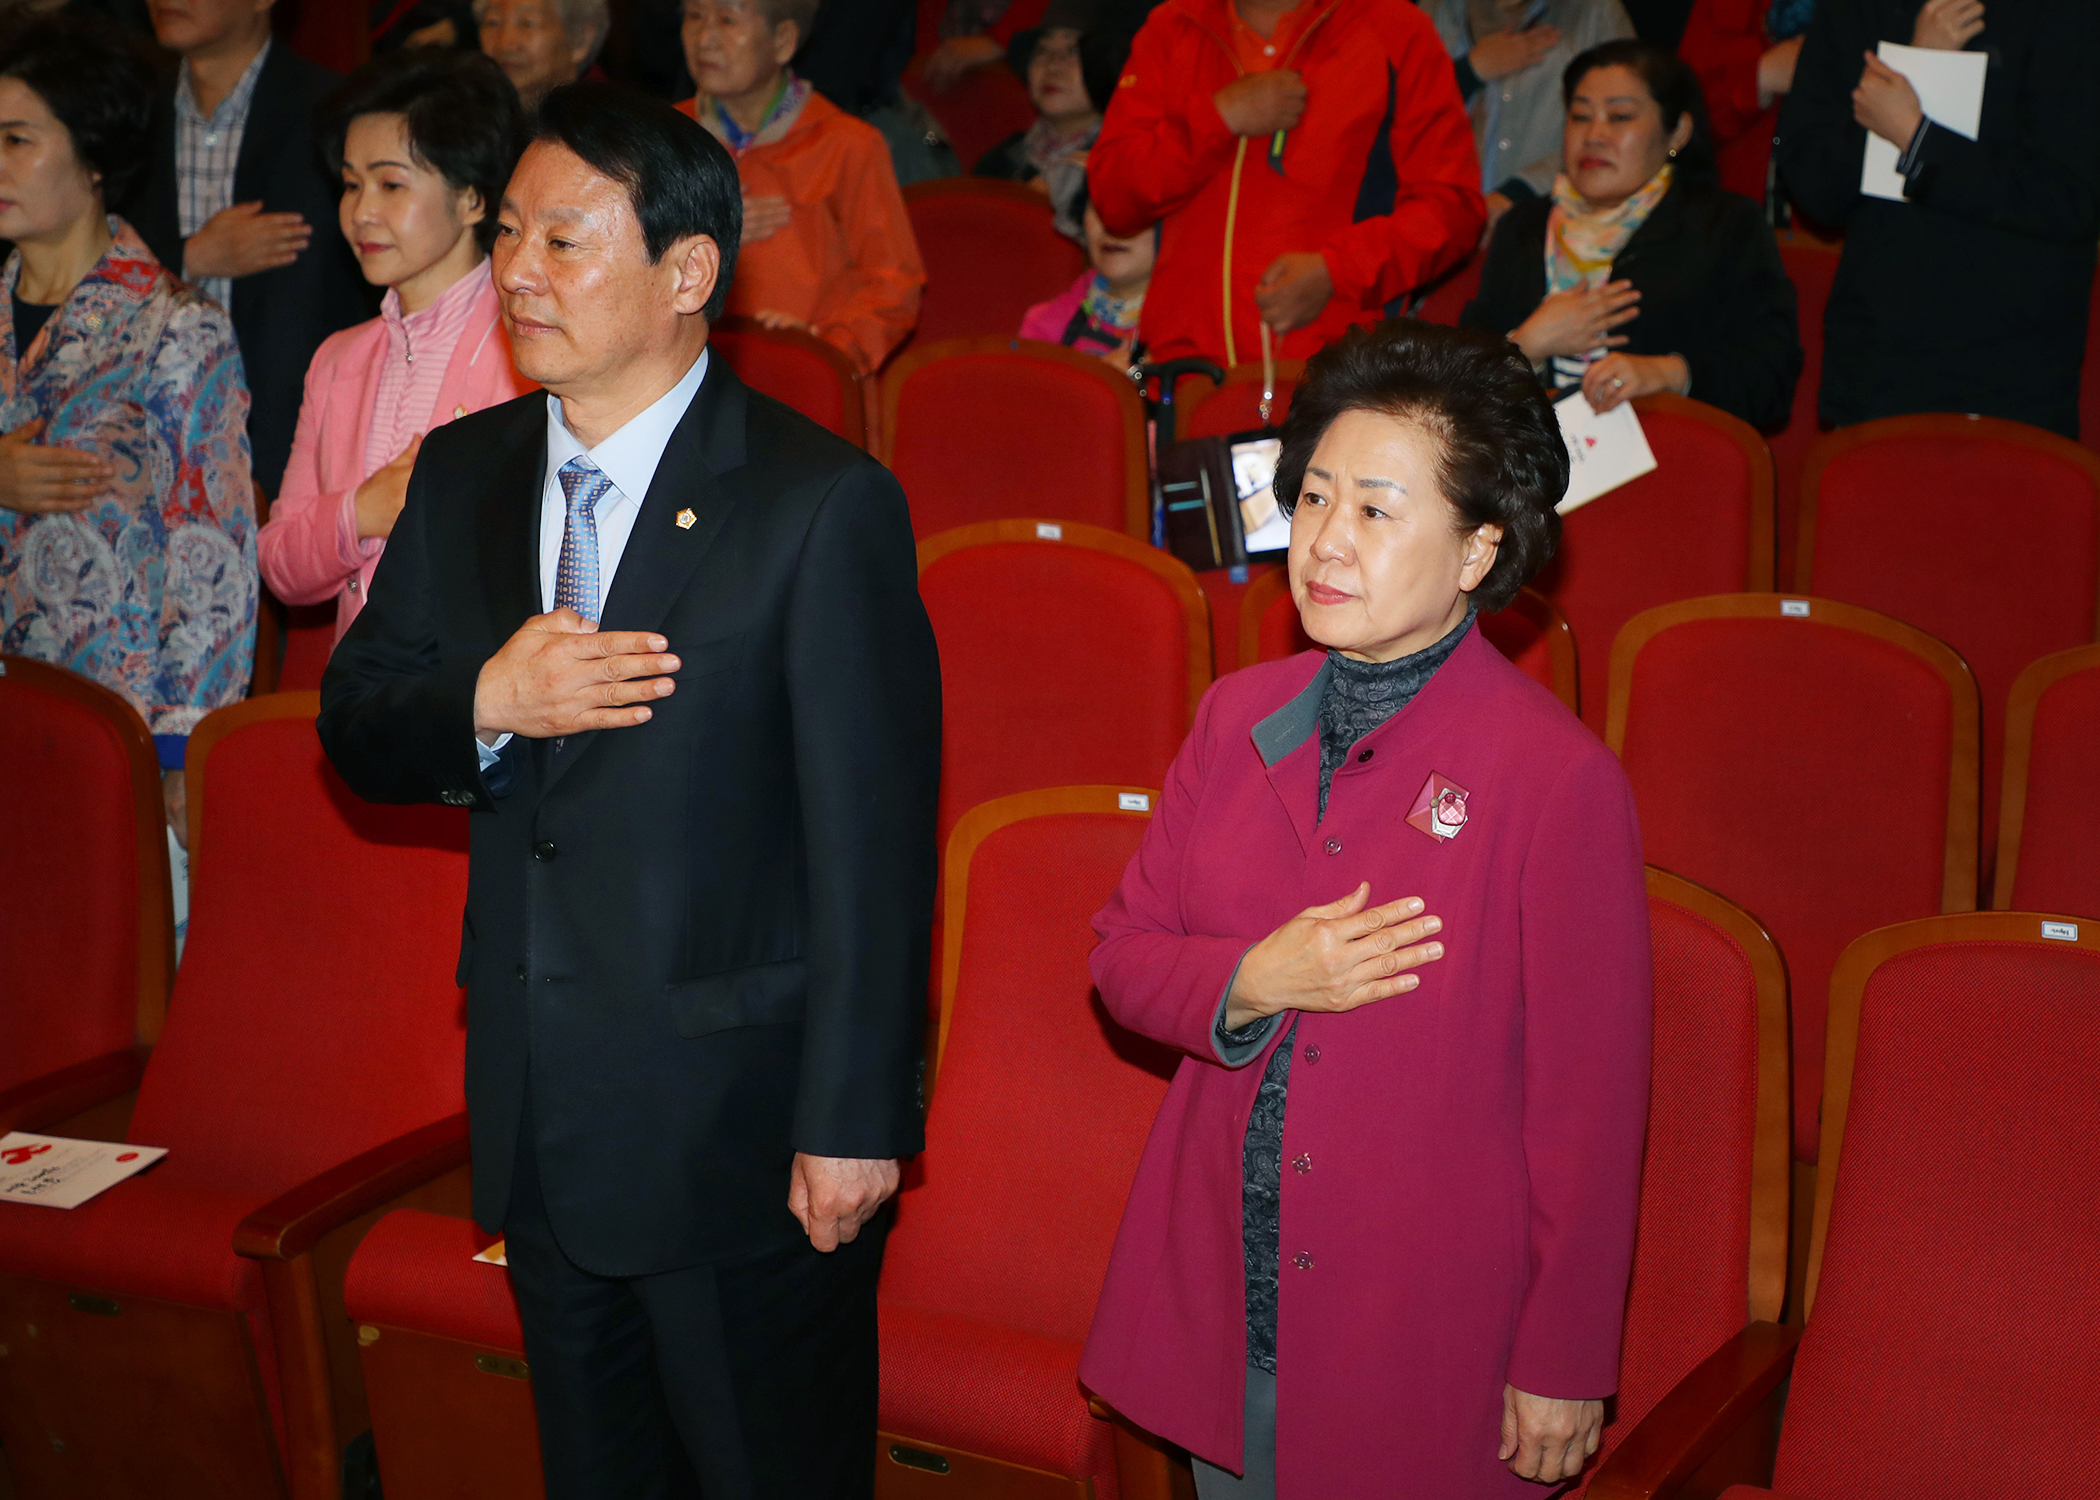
1078, 628, 1652, 1496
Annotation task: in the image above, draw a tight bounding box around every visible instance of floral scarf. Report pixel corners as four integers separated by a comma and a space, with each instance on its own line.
1542, 162, 1672, 384
1021, 115, 1099, 242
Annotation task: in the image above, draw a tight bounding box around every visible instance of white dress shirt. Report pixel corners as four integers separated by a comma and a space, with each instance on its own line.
478, 346, 711, 767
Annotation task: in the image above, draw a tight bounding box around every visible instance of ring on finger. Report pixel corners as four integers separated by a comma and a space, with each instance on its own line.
1611, 376, 1625, 389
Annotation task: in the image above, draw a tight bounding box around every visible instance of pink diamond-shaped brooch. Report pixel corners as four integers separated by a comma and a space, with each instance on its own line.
1405, 771, 1471, 843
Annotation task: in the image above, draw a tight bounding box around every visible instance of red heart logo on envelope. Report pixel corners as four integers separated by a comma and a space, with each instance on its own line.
2, 1144, 51, 1166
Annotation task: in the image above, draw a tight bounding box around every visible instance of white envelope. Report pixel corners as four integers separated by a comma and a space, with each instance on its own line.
0, 1133, 167, 1209
1861, 42, 1986, 203
1555, 390, 1658, 513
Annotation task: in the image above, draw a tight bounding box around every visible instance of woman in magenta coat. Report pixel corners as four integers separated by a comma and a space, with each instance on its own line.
1078, 321, 1652, 1497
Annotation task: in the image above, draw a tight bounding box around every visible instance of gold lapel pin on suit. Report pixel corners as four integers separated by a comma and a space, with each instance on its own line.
675, 508, 697, 530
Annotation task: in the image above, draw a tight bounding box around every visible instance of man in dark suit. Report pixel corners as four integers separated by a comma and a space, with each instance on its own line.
120, 0, 376, 493
317, 84, 940, 1498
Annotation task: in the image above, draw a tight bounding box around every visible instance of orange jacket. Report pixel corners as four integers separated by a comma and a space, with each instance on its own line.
682, 92, 925, 372
1091, 0, 1484, 367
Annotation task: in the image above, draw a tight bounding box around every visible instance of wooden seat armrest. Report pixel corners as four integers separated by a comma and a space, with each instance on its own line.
233, 1111, 471, 1262
0, 1047, 149, 1134
1585, 1321, 1804, 1500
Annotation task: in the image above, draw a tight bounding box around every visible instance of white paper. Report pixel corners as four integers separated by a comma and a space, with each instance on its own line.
474, 1237, 509, 1266
1860, 42, 1986, 203
0, 1133, 167, 1209
1554, 390, 1658, 512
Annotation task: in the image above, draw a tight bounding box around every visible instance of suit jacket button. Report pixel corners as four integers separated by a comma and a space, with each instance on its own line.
532, 840, 557, 861
1323, 837, 1342, 854
1292, 1152, 1312, 1174
1356, 747, 1373, 763
1292, 1251, 1314, 1270
1303, 1043, 1321, 1064
513, 964, 527, 983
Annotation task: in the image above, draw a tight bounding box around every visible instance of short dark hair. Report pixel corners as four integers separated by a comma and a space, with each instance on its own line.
0, 15, 156, 203
531, 82, 742, 319
1274, 321, 1567, 614
757, 0, 820, 38
323, 49, 526, 255
1562, 38, 1718, 192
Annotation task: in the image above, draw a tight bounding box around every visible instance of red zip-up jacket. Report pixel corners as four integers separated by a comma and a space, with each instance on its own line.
1091, 0, 1485, 368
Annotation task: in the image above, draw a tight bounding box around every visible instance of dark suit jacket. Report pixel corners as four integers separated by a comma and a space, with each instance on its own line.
119, 42, 377, 494
1462, 183, 1802, 431
316, 358, 943, 1276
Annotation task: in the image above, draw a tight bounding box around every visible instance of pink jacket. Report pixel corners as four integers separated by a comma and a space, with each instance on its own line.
257, 271, 530, 641
1078, 629, 1652, 1496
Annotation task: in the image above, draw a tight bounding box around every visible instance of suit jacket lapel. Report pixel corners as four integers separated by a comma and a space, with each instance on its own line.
478, 398, 545, 642
539, 355, 749, 793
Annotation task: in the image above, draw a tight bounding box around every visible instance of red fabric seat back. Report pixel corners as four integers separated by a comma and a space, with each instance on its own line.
1800, 417, 2100, 869
1998, 646, 2100, 916
1178, 365, 1301, 441
1774, 920, 2100, 1498
129, 699, 469, 1197
886, 341, 1145, 538
883, 793, 1176, 1343
344, 1209, 522, 1353
1770, 239, 1839, 584
901, 182, 1087, 346
276, 602, 335, 692
1537, 396, 1774, 729
918, 525, 1205, 841
709, 320, 863, 443
0, 659, 165, 1092
1609, 597, 1976, 1160
900, 67, 1039, 185
1581, 874, 1788, 1489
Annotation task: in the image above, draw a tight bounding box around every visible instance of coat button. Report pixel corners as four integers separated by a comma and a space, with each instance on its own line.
513, 964, 527, 983
1292, 1251, 1314, 1270
532, 840, 557, 861
1356, 748, 1373, 763
1292, 1152, 1312, 1174
1323, 837, 1342, 855
1303, 1043, 1321, 1064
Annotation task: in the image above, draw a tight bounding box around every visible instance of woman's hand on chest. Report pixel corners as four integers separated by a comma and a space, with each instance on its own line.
1222, 879, 1444, 1030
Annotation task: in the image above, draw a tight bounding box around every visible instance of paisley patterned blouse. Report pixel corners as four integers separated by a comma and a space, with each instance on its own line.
0, 218, 256, 745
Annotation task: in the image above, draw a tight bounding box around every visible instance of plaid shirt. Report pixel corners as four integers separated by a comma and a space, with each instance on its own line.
174, 38, 271, 312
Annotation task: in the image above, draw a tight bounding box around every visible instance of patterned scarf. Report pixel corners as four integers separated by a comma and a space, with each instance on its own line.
705, 70, 811, 156
1021, 115, 1099, 242
1542, 162, 1672, 385
1077, 272, 1142, 342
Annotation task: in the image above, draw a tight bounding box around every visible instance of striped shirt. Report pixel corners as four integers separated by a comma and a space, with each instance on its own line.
362, 258, 494, 477
174, 38, 271, 312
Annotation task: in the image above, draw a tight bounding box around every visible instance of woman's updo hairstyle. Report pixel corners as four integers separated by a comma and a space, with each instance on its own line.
1562, 37, 1719, 191
1274, 320, 1568, 614
0, 15, 156, 203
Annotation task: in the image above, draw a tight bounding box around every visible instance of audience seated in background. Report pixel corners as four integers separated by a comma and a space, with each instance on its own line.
258, 49, 531, 650
923, 0, 1041, 92
1429, 0, 1634, 244
117, 0, 376, 497
0, 17, 255, 845
681, 0, 925, 373
1677, 0, 1809, 208
1019, 188, 1153, 367
1464, 39, 1800, 429
1091, 0, 1482, 371
477, 0, 610, 111
972, 1, 1111, 243
1777, 0, 2099, 438
373, 0, 484, 52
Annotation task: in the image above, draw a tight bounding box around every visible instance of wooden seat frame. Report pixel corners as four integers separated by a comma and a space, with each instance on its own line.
1992, 642, 2100, 909
880, 337, 1152, 540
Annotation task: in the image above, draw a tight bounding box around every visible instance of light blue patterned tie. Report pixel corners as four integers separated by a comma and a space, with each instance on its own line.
555, 457, 612, 622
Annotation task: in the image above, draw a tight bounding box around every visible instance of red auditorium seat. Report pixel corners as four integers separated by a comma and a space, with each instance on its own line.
0, 694, 472, 1500
1177, 359, 1304, 440
1607, 593, 1980, 1171
0, 657, 170, 1110
900, 179, 1088, 347
899, 70, 1039, 186
1412, 252, 1485, 326
274, 602, 336, 693
1562, 868, 1790, 1497
1797, 413, 2100, 880
2082, 266, 2100, 455
1587, 913, 2100, 1500
345, 1209, 545, 1500
880, 786, 1186, 1499
1539, 392, 1777, 730
1771, 234, 1840, 585
710, 315, 867, 446
1993, 643, 2100, 917
884, 340, 1150, 539
918, 520, 1210, 842
1239, 570, 1581, 715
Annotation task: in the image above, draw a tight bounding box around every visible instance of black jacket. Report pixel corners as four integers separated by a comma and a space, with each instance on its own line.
1463, 182, 1802, 431
316, 360, 942, 1276
1776, 0, 2100, 437
119, 42, 377, 494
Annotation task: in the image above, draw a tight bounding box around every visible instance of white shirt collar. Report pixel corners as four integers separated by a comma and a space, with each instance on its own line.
543, 345, 711, 505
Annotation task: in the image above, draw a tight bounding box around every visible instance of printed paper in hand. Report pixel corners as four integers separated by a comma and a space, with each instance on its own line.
1555, 390, 1657, 513
1861, 42, 1985, 202
0, 1133, 167, 1209
474, 1238, 509, 1267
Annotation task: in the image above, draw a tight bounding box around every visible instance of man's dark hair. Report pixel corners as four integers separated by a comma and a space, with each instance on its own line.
1562, 37, 1719, 192
323, 49, 526, 255
1275, 321, 1567, 614
532, 82, 742, 320
0, 15, 156, 203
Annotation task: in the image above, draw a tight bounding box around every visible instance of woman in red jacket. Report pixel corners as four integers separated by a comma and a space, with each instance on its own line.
1677, 0, 1813, 207
1088, 0, 1485, 369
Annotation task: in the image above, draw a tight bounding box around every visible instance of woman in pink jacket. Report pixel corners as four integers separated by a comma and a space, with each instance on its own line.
1079, 320, 1652, 1497
258, 49, 531, 645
